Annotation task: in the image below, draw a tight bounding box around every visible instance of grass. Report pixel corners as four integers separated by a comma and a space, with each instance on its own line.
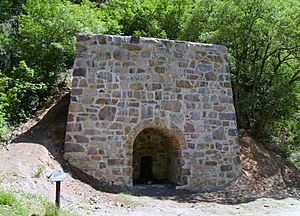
0, 190, 25, 216
0, 189, 76, 216
118, 192, 137, 207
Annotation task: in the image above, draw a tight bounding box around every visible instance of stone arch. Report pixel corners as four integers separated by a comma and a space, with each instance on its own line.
126, 119, 186, 185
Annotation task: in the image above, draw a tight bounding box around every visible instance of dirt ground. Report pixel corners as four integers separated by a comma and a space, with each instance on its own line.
1, 94, 300, 215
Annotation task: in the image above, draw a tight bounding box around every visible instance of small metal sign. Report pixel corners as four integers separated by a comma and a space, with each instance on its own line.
49, 171, 70, 208
50, 172, 70, 182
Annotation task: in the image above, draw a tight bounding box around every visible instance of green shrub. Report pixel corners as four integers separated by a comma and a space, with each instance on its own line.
0, 112, 11, 143
0, 62, 47, 124
0, 190, 17, 206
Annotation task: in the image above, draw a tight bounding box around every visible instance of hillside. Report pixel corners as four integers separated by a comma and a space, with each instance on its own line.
0, 95, 300, 215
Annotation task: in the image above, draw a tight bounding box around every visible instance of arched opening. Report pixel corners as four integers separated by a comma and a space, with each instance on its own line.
132, 128, 180, 185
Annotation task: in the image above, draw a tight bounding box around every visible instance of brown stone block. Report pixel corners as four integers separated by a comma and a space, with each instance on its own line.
123, 44, 142, 51
162, 100, 182, 112
76, 44, 87, 53
213, 105, 227, 112
108, 83, 120, 89
130, 82, 144, 90
64, 134, 72, 142
91, 136, 106, 142
212, 127, 226, 140
184, 122, 195, 133
97, 35, 107, 44
154, 67, 166, 73
184, 94, 199, 102
146, 83, 162, 91
223, 82, 232, 88
73, 68, 87, 77
129, 118, 138, 123
71, 88, 83, 96
219, 113, 236, 120
84, 129, 99, 135
74, 135, 89, 143
179, 62, 188, 67
66, 123, 82, 132
67, 113, 75, 122
129, 108, 139, 116
85, 108, 98, 113
65, 143, 85, 152
112, 168, 122, 175
91, 155, 102, 160
181, 168, 191, 175
113, 50, 130, 60
129, 102, 140, 107
205, 72, 217, 81
110, 123, 123, 130
87, 147, 98, 155
108, 159, 124, 166
98, 106, 116, 121
95, 98, 118, 105
176, 80, 193, 88
94, 51, 111, 61
116, 116, 126, 122
79, 79, 88, 87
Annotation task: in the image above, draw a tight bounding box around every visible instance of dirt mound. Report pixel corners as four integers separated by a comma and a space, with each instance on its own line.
14, 93, 70, 158
240, 130, 300, 189
206, 130, 300, 203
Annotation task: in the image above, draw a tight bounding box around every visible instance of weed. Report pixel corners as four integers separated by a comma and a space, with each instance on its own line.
45, 203, 75, 216
34, 167, 44, 178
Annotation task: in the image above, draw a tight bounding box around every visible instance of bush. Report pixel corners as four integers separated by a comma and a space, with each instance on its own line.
0, 62, 47, 124
0, 190, 17, 206
0, 112, 11, 143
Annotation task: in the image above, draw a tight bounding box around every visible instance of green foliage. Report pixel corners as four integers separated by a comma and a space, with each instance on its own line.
0, 189, 75, 216
104, 0, 191, 39
0, 190, 25, 216
0, 190, 17, 206
180, 0, 300, 152
34, 167, 44, 178
0, 62, 47, 124
45, 203, 75, 216
16, 0, 114, 89
0, 112, 11, 143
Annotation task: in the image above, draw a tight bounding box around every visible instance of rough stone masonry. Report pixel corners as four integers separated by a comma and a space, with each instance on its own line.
64, 34, 241, 191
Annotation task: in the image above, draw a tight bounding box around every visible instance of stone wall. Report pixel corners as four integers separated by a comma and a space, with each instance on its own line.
64, 34, 241, 191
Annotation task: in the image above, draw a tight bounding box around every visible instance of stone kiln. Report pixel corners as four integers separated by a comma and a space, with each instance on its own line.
64, 34, 241, 191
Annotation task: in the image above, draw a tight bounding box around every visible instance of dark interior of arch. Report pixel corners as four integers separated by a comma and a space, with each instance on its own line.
132, 128, 180, 185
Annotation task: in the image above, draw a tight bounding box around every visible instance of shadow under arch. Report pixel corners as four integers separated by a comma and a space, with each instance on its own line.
126, 119, 187, 186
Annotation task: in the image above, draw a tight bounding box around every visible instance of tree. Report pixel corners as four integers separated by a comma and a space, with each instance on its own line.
180, 0, 300, 146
